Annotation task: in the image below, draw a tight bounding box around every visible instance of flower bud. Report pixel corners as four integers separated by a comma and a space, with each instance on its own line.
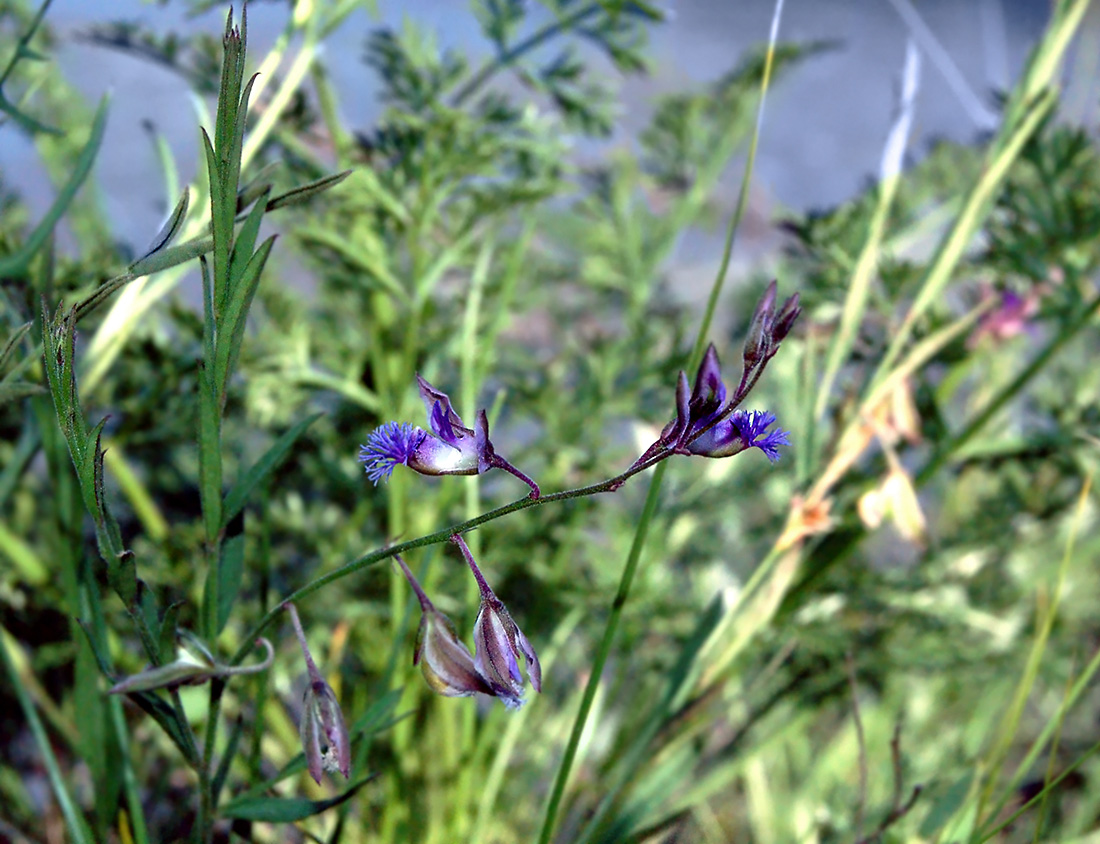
453, 535, 541, 709
742, 280, 778, 369
771, 292, 801, 347
285, 602, 351, 784
300, 679, 351, 784
395, 555, 493, 699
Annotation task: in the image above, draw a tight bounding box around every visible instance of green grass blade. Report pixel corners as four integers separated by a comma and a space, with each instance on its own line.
813, 41, 920, 421
221, 779, 373, 822
0, 627, 94, 844
213, 234, 275, 399
222, 412, 322, 528
136, 188, 190, 262
0, 96, 108, 277
0, 322, 32, 373
227, 187, 269, 291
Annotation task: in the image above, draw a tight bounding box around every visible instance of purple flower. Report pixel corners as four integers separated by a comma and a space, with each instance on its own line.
633, 341, 791, 469
453, 534, 541, 709
359, 375, 540, 498
394, 555, 494, 700
686, 409, 790, 462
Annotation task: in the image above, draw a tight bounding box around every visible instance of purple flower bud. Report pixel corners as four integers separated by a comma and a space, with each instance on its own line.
394, 555, 494, 699
300, 679, 351, 785
771, 292, 801, 346
359, 376, 540, 498
742, 279, 778, 368
453, 535, 541, 709
285, 603, 351, 784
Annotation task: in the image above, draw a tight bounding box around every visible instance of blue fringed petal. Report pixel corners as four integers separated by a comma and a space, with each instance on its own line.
358, 422, 426, 483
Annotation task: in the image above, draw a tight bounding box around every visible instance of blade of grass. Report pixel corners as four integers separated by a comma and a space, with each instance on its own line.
0, 96, 108, 277
813, 40, 920, 422
971, 475, 1094, 839
536, 4, 788, 841
0, 627, 95, 844
870, 0, 1088, 388
1031, 664, 1075, 844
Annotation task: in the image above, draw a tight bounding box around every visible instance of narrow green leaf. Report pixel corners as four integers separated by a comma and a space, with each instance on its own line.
41, 305, 81, 449
136, 188, 190, 261
222, 412, 322, 528
215, 516, 246, 635
221, 778, 372, 821
0, 627, 95, 844
0, 89, 61, 135
212, 715, 245, 806
230, 72, 259, 177
0, 321, 32, 372
157, 602, 183, 667
138, 583, 159, 656
86, 422, 135, 605
213, 235, 275, 398
200, 126, 232, 318
76, 619, 199, 766
124, 689, 200, 764
0, 96, 109, 277
80, 417, 109, 511
265, 170, 353, 212
227, 186, 270, 297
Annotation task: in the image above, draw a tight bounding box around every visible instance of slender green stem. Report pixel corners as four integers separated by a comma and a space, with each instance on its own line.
229, 447, 675, 666
198, 682, 225, 840
537, 460, 669, 844
169, 687, 202, 770
109, 696, 151, 844
536, 4, 787, 841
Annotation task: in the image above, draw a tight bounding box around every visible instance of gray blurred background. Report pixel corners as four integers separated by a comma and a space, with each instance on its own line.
0, 1, 1084, 267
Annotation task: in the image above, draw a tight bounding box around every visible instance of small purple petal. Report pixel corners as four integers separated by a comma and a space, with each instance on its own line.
474, 409, 493, 474
418, 375, 467, 437
690, 344, 727, 411
359, 422, 425, 483
731, 410, 790, 462
430, 400, 461, 445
